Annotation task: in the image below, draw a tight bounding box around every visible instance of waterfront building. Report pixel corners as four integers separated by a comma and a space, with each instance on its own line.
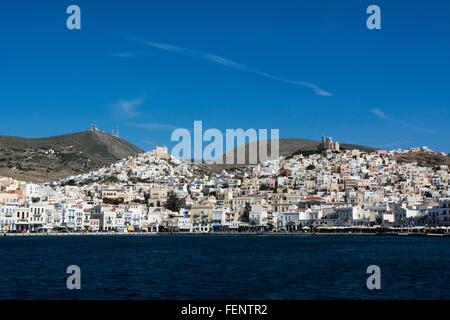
0, 144, 449, 233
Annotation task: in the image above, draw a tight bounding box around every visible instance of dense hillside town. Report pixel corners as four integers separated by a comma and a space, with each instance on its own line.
1, 141, 449, 234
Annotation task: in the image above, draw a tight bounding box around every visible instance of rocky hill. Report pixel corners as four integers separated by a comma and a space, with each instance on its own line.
214, 138, 375, 167
0, 131, 143, 183
394, 151, 450, 167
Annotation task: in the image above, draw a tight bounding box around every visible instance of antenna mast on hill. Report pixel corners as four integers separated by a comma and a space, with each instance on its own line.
112, 126, 120, 138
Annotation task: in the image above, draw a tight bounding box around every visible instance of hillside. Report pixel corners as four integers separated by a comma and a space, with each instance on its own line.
0, 131, 143, 183
213, 138, 375, 168
394, 151, 450, 167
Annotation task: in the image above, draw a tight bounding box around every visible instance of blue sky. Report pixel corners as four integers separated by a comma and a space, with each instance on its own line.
1, 0, 449, 151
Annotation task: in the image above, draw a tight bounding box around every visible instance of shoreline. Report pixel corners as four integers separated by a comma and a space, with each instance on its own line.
2, 231, 449, 238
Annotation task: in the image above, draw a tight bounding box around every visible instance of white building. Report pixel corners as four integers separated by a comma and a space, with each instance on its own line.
276, 212, 300, 231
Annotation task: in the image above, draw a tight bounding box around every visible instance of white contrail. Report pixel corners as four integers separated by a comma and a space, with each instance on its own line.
370, 108, 436, 134
131, 37, 332, 97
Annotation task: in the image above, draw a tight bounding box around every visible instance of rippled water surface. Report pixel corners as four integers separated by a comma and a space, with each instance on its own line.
1, 235, 449, 300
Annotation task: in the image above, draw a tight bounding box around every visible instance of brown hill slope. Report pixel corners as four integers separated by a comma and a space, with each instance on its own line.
0, 131, 143, 183
394, 151, 450, 167
218, 138, 375, 165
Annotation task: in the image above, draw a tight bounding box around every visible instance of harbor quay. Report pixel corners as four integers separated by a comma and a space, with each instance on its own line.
2, 226, 450, 237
